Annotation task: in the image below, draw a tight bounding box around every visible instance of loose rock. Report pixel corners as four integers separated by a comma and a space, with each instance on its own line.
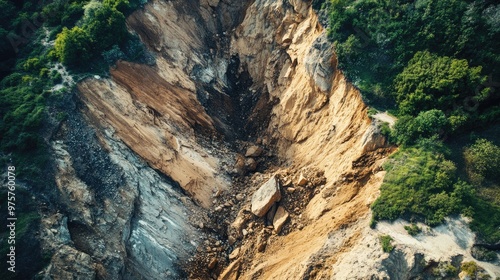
208, 258, 217, 270
273, 206, 290, 234
297, 174, 308, 186
245, 158, 258, 171
251, 176, 281, 217
245, 145, 263, 157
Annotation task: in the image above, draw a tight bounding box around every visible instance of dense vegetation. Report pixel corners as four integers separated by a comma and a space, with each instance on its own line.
1, 1, 149, 278
1, 0, 150, 180
326, 0, 500, 245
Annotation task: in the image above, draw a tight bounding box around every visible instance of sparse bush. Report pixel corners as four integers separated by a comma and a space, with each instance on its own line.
50, 71, 62, 84
464, 139, 500, 186
461, 261, 478, 277
379, 122, 392, 143
123, 35, 155, 65
404, 223, 421, 236
368, 107, 378, 117
432, 261, 458, 277
379, 235, 394, 253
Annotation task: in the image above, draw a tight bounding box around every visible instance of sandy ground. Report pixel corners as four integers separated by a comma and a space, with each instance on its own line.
377, 218, 500, 277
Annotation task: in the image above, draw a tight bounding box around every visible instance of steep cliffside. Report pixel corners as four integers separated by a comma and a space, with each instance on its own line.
40, 0, 499, 279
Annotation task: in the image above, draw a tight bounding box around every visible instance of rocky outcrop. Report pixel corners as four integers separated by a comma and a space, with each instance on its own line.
44, 245, 96, 280
38, 96, 206, 279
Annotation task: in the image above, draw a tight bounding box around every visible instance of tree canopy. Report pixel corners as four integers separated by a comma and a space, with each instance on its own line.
54, 26, 92, 66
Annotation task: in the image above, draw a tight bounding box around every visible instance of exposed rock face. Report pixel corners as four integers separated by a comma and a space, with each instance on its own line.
44, 245, 96, 280
39, 98, 204, 279
361, 122, 388, 153
251, 176, 282, 217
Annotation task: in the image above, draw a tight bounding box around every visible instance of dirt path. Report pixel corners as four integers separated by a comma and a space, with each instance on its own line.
372, 112, 397, 127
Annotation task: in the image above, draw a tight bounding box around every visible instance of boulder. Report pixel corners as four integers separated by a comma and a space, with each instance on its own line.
44, 245, 96, 280
304, 33, 335, 92
361, 123, 387, 153
273, 206, 290, 234
245, 158, 258, 171
229, 210, 248, 237
251, 176, 281, 217
245, 145, 263, 157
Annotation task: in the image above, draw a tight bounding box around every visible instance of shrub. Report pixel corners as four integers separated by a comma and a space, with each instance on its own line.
54, 26, 92, 66
392, 110, 449, 146
404, 223, 421, 236
379, 235, 394, 253
464, 139, 500, 186
471, 246, 498, 262
371, 144, 475, 226
82, 1, 127, 52
394, 51, 486, 117
432, 261, 458, 277
41, 0, 85, 27
102, 45, 125, 65
461, 261, 478, 277
22, 57, 41, 72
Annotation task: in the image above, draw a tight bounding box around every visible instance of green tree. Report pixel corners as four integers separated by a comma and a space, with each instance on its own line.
41, 0, 85, 27
54, 26, 92, 66
327, 0, 500, 109
464, 139, 500, 185
394, 51, 486, 116
82, 2, 127, 52
392, 109, 449, 146
103, 0, 130, 13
